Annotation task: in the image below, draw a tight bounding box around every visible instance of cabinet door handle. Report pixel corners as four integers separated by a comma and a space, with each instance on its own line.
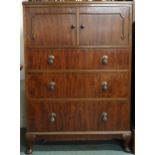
101, 112, 108, 122
101, 81, 108, 91
101, 55, 108, 65
80, 24, 85, 29
71, 25, 76, 29
50, 112, 56, 123
48, 55, 55, 65
49, 81, 56, 91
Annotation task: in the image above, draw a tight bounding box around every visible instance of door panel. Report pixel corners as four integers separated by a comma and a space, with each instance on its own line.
79, 7, 130, 46
25, 7, 76, 47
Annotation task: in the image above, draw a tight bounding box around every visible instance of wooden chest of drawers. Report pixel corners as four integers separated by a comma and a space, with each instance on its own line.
23, 1, 133, 154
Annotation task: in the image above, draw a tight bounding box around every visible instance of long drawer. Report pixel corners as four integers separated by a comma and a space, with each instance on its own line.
27, 49, 129, 70
27, 72, 129, 98
27, 100, 130, 132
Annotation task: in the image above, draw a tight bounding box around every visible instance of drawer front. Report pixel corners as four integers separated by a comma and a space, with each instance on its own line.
27, 100, 130, 132
27, 72, 129, 98
79, 6, 130, 46
27, 49, 129, 70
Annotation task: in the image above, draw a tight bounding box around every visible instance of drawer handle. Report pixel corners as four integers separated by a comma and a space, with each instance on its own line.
101, 81, 108, 91
101, 112, 108, 122
50, 112, 56, 123
48, 55, 55, 65
101, 55, 108, 65
71, 25, 76, 29
80, 24, 85, 29
49, 81, 56, 91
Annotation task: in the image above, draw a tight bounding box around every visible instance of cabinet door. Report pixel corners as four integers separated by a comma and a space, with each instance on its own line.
79, 6, 130, 46
24, 7, 77, 47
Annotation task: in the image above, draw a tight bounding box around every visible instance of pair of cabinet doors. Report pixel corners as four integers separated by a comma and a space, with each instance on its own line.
25, 6, 131, 47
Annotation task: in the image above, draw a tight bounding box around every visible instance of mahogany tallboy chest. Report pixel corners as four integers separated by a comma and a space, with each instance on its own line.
23, 1, 133, 154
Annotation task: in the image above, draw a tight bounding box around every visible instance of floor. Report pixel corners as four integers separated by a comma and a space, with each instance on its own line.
20, 129, 134, 155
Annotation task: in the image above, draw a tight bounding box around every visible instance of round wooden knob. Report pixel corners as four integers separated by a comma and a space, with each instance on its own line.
71, 25, 76, 29
80, 24, 85, 29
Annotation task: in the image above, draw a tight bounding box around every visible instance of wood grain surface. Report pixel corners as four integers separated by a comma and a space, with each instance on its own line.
27, 100, 130, 132
27, 49, 129, 70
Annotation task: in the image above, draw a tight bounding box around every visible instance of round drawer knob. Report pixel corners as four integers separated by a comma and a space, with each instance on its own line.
101, 55, 108, 65
48, 55, 55, 65
50, 112, 56, 123
101, 81, 108, 91
101, 112, 108, 122
49, 81, 56, 91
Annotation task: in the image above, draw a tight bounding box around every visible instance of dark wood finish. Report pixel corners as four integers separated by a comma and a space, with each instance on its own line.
23, 1, 133, 153
24, 4, 132, 48
26, 131, 132, 141
27, 100, 130, 132
24, 7, 77, 47
27, 49, 129, 70
25, 131, 132, 154
27, 72, 129, 98
25, 133, 36, 154
79, 6, 130, 46
122, 133, 132, 152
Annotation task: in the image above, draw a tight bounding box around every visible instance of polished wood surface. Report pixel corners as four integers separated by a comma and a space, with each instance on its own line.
27, 49, 129, 70
24, 7, 76, 47
27, 100, 130, 132
24, 5, 131, 48
23, 1, 133, 153
27, 72, 129, 98
79, 6, 130, 46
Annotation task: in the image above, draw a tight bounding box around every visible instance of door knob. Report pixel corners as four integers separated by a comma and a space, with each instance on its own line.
71, 25, 76, 29
80, 24, 85, 29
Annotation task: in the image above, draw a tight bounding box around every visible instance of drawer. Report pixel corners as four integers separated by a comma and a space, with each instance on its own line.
27, 100, 130, 132
27, 49, 129, 70
27, 72, 129, 98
